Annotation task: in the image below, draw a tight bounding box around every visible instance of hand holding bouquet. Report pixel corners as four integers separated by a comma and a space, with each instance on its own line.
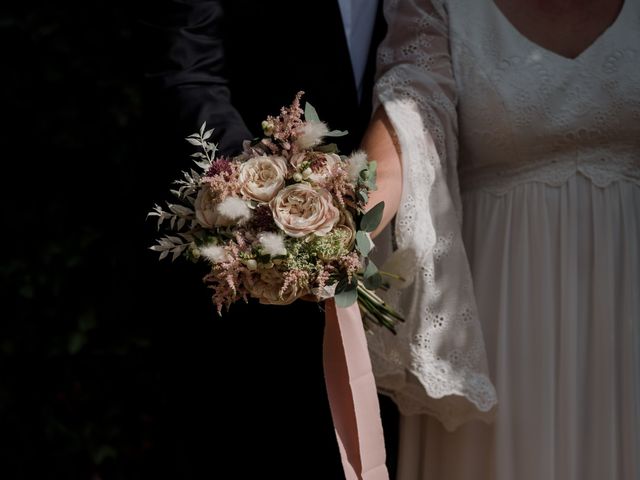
149, 92, 402, 332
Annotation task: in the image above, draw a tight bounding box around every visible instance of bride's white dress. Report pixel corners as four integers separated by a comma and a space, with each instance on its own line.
368, 0, 640, 478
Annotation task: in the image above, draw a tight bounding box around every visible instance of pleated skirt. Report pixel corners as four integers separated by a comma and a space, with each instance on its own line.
397, 174, 640, 480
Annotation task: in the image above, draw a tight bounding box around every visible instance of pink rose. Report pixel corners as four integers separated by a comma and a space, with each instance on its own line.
270, 184, 340, 238
238, 155, 288, 202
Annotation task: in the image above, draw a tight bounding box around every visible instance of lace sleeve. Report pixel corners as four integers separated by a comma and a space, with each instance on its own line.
368, 0, 497, 431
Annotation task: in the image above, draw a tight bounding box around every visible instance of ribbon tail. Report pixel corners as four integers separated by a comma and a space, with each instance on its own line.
323, 299, 389, 480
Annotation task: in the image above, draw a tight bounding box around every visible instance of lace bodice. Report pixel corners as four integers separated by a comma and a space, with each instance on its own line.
368, 0, 639, 430
451, 0, 640, 193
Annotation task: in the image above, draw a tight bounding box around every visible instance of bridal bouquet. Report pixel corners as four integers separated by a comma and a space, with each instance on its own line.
149, 92, 402, 332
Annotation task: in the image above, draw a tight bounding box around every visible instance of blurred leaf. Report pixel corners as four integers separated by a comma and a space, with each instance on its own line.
68, 332, 86, 355
325, 129, 348, 137
78, 312, 96, 332
335, 276, 358, 308
360, 201, 385, 232
92, 445, 117, 465
356, 231, 372, 256
363, 261, 382, 290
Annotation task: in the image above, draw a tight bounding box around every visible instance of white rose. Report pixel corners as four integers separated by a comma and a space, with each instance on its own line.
270, 183, 340, 238
238, 155, 288, 202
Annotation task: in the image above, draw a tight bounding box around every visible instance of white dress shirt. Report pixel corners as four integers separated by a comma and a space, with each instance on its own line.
337, 0, 378, 101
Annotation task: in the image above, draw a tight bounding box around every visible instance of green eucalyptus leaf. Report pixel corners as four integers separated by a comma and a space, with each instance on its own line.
325, 129, 349, 137
368, 160, 378, 180
363, 261, 383, 290
316, 143, 338, 153
360, 201, 385, 232
335, 284, 358, 307
367, 161, 378, 190
68, 332, 86, 355
304, 102, 320, 122
356, 231, 372, 256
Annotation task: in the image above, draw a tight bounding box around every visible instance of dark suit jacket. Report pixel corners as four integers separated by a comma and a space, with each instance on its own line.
146, 0, 386, 156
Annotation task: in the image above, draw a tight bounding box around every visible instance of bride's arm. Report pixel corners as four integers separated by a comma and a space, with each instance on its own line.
361, 108, 403, 239
363, 0, 497, 429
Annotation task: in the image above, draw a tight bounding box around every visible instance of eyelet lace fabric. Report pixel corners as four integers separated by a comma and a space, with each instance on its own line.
369, 0, 497, 431
368, 0, 640, 433
449, 0, 640, 195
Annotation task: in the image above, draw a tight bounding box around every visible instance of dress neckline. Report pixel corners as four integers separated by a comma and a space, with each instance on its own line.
488, 0, 629, 62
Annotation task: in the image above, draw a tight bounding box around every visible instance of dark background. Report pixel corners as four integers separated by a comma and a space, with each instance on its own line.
1, 2, 212, 478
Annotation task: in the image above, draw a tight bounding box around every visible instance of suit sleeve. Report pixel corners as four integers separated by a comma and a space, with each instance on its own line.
145, 0, 251, 156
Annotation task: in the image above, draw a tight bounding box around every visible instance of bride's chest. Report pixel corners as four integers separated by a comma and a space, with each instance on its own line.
446, 0, 640, 168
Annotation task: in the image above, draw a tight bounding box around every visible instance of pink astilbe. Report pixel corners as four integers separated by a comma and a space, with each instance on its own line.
325, 165, 354, 207
315, 264, 334, 290
280, 268, 310, 299
203, 240, 251, 314
202, 161, 240, 201
338, 251, 361, 281
262, 91, 305, 153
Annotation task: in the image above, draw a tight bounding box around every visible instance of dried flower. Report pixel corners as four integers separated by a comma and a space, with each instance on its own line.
199, 244, 229, 263
346, 150, 369, 182
216, 196, 252, 224
257, 232, 287, 257
249, 204, 278, 231
296, 120, 329, 149
206, 157, 233, 177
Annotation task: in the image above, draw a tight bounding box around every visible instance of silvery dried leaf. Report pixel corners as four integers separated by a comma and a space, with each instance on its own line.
202, 128, 214, 140
194, 160, 211, 171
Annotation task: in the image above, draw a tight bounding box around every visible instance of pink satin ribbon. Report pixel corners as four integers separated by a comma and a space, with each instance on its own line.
323, 299, 389, 480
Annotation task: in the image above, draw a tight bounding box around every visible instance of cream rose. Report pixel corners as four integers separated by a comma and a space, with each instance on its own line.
195, 189, 251, 228
195, 187, 227, 228
289, 152, 341, 185
238, 155, 288, 202
334, 209, 357, 251
270, 184, 340, 238
247, 269, 305, 305
313, 209, 357, 261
